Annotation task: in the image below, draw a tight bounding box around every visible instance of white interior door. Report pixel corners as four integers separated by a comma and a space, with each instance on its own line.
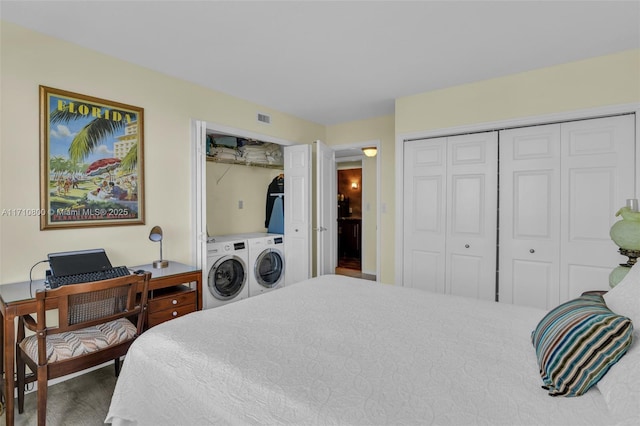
192, 120, 208, 273
315, 140, 336, 276
445, 132, 498, 301
284, 144, 312, 285
499, 124, 561, 309
560, 115, 635, 299
403, 137, 447, 292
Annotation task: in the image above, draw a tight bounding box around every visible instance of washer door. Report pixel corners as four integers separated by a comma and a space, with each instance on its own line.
254, 248, 284, 288
208, 255, 246, 300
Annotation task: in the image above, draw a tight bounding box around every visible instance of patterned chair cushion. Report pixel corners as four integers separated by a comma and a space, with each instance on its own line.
20, 318, 137, 363
531, 294, 634, 397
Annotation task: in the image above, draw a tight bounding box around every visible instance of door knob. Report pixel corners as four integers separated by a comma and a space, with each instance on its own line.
465, 244, 470, 248
530, 249, 535, 253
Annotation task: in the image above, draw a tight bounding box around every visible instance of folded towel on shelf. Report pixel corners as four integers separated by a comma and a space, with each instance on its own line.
211, 146, 239, 161
209, 141, 283, 166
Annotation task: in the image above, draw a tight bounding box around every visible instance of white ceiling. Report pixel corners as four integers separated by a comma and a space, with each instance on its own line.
1, 0, 639, 126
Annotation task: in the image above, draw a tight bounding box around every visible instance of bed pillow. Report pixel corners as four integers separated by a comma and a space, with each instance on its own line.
531, 294, 634, 397
596, 331, 640, 424
598, 263, 640, 421
604, 263, 640, 327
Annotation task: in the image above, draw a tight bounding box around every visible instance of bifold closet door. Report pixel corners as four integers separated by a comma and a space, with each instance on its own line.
403, 137, 447, 293
445, 132, 498, 300
499, 124, 561, 309
500, 114, 635, 309
559, 115, 635, 300
403, 133, 497, 299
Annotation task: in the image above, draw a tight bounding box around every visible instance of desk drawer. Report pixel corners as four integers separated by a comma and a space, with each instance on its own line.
148, 288, 196, 313
147, 287, 197, 328
148, 304, 195, 327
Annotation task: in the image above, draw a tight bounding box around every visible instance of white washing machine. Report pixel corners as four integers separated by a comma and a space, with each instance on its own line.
205, 235, 249, 308
246, 233, 285, 297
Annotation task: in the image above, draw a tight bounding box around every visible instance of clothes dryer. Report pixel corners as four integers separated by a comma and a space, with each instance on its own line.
205, 235, 249, 309
246, 233, 285, 297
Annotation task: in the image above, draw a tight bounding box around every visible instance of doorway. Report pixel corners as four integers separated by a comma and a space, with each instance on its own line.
333, 145, 378, 282
337, 166, 362, 270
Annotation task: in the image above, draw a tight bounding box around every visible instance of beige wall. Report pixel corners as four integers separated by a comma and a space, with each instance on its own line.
206, 162, 282, 236
0, 22, 324, 283
396, 49, 640, 134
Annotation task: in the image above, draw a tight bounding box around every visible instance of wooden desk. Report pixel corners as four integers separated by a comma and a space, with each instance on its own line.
0, 262, 202, 425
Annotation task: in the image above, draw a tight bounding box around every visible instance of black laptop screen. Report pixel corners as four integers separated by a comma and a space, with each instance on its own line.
48, 249, 113, 277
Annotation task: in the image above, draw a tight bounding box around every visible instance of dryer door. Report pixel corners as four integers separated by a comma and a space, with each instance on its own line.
208, 255, 247, 300
254, 249, 285, 288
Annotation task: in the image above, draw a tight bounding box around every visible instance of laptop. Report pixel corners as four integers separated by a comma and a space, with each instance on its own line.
46, 248, 130, 288
48, 248, 114, 277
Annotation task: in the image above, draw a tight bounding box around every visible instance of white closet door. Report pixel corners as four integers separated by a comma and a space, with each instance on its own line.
560, 115, 635, 300
403, 137, 447, 292
315, 140, 336, 276
445, 132, 498, 300
499, 124, 561, 309
284, 144, 312, 285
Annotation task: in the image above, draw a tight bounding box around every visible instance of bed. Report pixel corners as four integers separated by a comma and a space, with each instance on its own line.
106, 272, 639, 425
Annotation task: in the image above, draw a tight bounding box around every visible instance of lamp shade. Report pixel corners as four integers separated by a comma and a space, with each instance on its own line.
362, 147, 377, 157
149, 225, 163, 242
149, 226, 168, 268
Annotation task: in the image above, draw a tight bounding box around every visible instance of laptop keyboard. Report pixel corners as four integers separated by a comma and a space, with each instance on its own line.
47, 266, 131, 289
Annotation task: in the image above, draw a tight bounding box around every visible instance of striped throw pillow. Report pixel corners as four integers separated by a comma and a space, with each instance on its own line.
531, 294, 634, 397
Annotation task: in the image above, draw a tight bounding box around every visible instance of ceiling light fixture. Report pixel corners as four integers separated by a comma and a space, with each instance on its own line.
362, 147, 377, 157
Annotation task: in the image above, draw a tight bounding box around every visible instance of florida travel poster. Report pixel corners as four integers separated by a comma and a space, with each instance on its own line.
40, 86, 145, 229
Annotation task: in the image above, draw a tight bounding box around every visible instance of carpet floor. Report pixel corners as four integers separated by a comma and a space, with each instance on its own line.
1, 366, 116, 426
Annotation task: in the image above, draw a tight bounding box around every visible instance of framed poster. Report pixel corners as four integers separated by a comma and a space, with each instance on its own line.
39, 86, 145, 229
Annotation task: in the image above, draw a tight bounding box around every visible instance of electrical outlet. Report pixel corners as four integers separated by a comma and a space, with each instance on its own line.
238, 200, 243, 209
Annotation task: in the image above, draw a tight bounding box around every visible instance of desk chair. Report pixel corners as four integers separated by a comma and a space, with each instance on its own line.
15, 271, 150, 425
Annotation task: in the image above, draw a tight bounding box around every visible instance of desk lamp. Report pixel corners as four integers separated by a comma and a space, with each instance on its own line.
149, 226, 169, 268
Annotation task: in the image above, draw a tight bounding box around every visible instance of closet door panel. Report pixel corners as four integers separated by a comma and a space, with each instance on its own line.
284, 144, 312, 285
403, 138, 447, 292
568, 168, 617, 240
514, 171, 554, 237
560, 115, 635, 301
511, 259, 554, 310
446, 132, 497, 301
566, 264, 612, 299
450, 175, 483, 234
410, 250, 441, 293
414, 177, 442, 232
449, 254, 483, 299
499, 124, 561, 309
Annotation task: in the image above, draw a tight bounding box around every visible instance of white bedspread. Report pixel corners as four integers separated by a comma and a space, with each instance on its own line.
106, 275, 614, 425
